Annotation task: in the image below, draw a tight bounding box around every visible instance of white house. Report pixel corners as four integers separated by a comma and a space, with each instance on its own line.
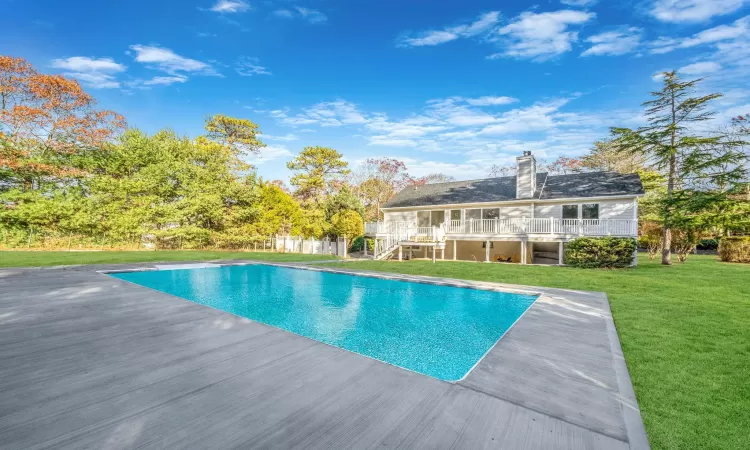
364, 151, 644, 264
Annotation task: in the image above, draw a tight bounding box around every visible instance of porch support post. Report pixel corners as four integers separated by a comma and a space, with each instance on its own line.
441, 245, 445, 260
398, 245, 402, 261
363, 240, 367, 257
521, 240, 527, 265
485, 240, 490, 263
558, 241, 564, 265
453, 239, 457, 261
432, 246, 436, 263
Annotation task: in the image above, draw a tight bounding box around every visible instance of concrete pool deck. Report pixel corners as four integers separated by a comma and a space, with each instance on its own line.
0, 260, 649, 449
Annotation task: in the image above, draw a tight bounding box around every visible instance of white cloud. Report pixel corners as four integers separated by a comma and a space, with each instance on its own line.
650, 16, 749, 54
281, 100, 367, 127
50, 56, 126, 89
397, 11, 500, 47
650, 0, 747, 23
489, 10, 595, 61
210, 0, 250, 13
274, 6, 327, 23
50, 56, 125, 73
679, 61, 722, 75
273, 9, 294, 18
479, 98, 573, 135
63, 72, 121, 89
652, 71, 668, 82
235, 57, 271, 76
295, 7, 327, 23
462, 96, 519, 106
246, 145, 293, 165
581, 27, 642, 56
129, 45, 217, 78
260, 133, 298, 141
141, 75, 189, 86
560, 0, 599, 5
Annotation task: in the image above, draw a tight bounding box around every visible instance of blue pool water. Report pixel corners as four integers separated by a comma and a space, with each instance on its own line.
110, 265, 538, 381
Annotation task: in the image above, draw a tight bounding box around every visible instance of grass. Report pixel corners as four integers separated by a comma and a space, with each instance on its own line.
320, 254, 750, 450
0, 250, 337, 268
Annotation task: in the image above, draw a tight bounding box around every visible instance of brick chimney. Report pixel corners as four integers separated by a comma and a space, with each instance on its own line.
516, 151, 536, 199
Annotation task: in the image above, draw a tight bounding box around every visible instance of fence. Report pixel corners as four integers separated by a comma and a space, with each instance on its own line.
274, 236, 348, 258
0, 227, 348, 257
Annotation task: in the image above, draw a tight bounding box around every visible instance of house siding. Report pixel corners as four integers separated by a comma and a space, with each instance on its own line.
383, 198, 635, 223
533, 199, 634, 220
384, 210, 417, 224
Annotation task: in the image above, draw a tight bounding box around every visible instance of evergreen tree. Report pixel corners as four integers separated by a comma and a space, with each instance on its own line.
612, 71, 747, 265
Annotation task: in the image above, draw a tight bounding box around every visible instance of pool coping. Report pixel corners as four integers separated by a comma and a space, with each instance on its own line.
11, 259, 648, 448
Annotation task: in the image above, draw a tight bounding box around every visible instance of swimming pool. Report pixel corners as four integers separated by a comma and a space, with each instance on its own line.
110, 265, 538, 381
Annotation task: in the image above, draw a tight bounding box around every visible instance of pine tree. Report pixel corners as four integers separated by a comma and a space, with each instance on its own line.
612, 71, 747, 265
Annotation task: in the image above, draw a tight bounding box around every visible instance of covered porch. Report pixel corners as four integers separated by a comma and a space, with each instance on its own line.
388, 239, 565, 265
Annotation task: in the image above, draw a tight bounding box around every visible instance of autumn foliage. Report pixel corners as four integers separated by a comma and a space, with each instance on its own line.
1, 56, 125, 188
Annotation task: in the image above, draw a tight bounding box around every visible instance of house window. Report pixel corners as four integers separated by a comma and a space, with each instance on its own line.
450, 210, 461, 220
582, 204, 599, 220
417, 211, 430, 227
430, 210, 445, 226
482, 208, 500, 220
465, 209, 481, 220
482, 241, 495, 248
562, 205, 579, 220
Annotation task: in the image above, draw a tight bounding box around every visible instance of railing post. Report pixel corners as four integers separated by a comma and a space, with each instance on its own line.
550, 217, 554, 234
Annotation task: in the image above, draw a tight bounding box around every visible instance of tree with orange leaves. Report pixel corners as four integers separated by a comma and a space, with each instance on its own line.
0, 55, 125, 191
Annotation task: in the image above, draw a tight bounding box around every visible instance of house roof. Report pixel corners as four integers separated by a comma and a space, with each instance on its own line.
382, 172, 645, 209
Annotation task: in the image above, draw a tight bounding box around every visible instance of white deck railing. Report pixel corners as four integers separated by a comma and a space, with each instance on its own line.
367, 218, 637, 237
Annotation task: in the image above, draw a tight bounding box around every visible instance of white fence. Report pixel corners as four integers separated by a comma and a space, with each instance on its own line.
274, 235, 348, 258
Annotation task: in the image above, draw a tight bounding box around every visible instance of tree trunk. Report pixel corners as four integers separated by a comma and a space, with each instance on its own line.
662, 88, 678, 266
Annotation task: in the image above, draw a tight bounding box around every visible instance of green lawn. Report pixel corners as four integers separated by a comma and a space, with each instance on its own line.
320, 254, 750, 450
0, 250, 337, 268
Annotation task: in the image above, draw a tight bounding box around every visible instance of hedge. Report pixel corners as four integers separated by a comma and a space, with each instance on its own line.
564, 237, 637, 268
718, 236, 750, 263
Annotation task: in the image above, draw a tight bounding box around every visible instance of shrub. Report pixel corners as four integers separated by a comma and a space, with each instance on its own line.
639, 235, 662, 261
564, 237, 637, 268
671, 228, 699, 263
349, 236, 373, 253
718, 236, 750, 263
329, 210, 363, 240
696, 238, 719, 251
639, 221, 663, 261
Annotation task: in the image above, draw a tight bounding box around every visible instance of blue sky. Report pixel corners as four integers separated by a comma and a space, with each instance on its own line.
3, 0, 749, 181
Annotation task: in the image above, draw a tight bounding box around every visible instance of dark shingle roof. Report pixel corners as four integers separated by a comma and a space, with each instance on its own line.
382, 172, 644, 208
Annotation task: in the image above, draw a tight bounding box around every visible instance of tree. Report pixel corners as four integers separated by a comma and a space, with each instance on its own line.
542, 156, 584, 175
352, 158, 410, 221
252, 181, 303, 236
488, 163, 515, 178
330, 209, 363, 241
0, 56, 125, 191
612, 71, 747, 265
287, 146, 349, 203
324, 184, 365, 221
204, 114, 265, 158
582, 140, 645, 173
409, 173, 456, 185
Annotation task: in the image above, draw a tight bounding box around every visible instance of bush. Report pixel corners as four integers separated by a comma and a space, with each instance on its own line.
671, 228, 699, 263
349, 236, 373, 253
564, 237, 637, 268
718, 236, 750, 263
696, 238, 719, 251
638, 235, 662, 261
639, 221, 663, 261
